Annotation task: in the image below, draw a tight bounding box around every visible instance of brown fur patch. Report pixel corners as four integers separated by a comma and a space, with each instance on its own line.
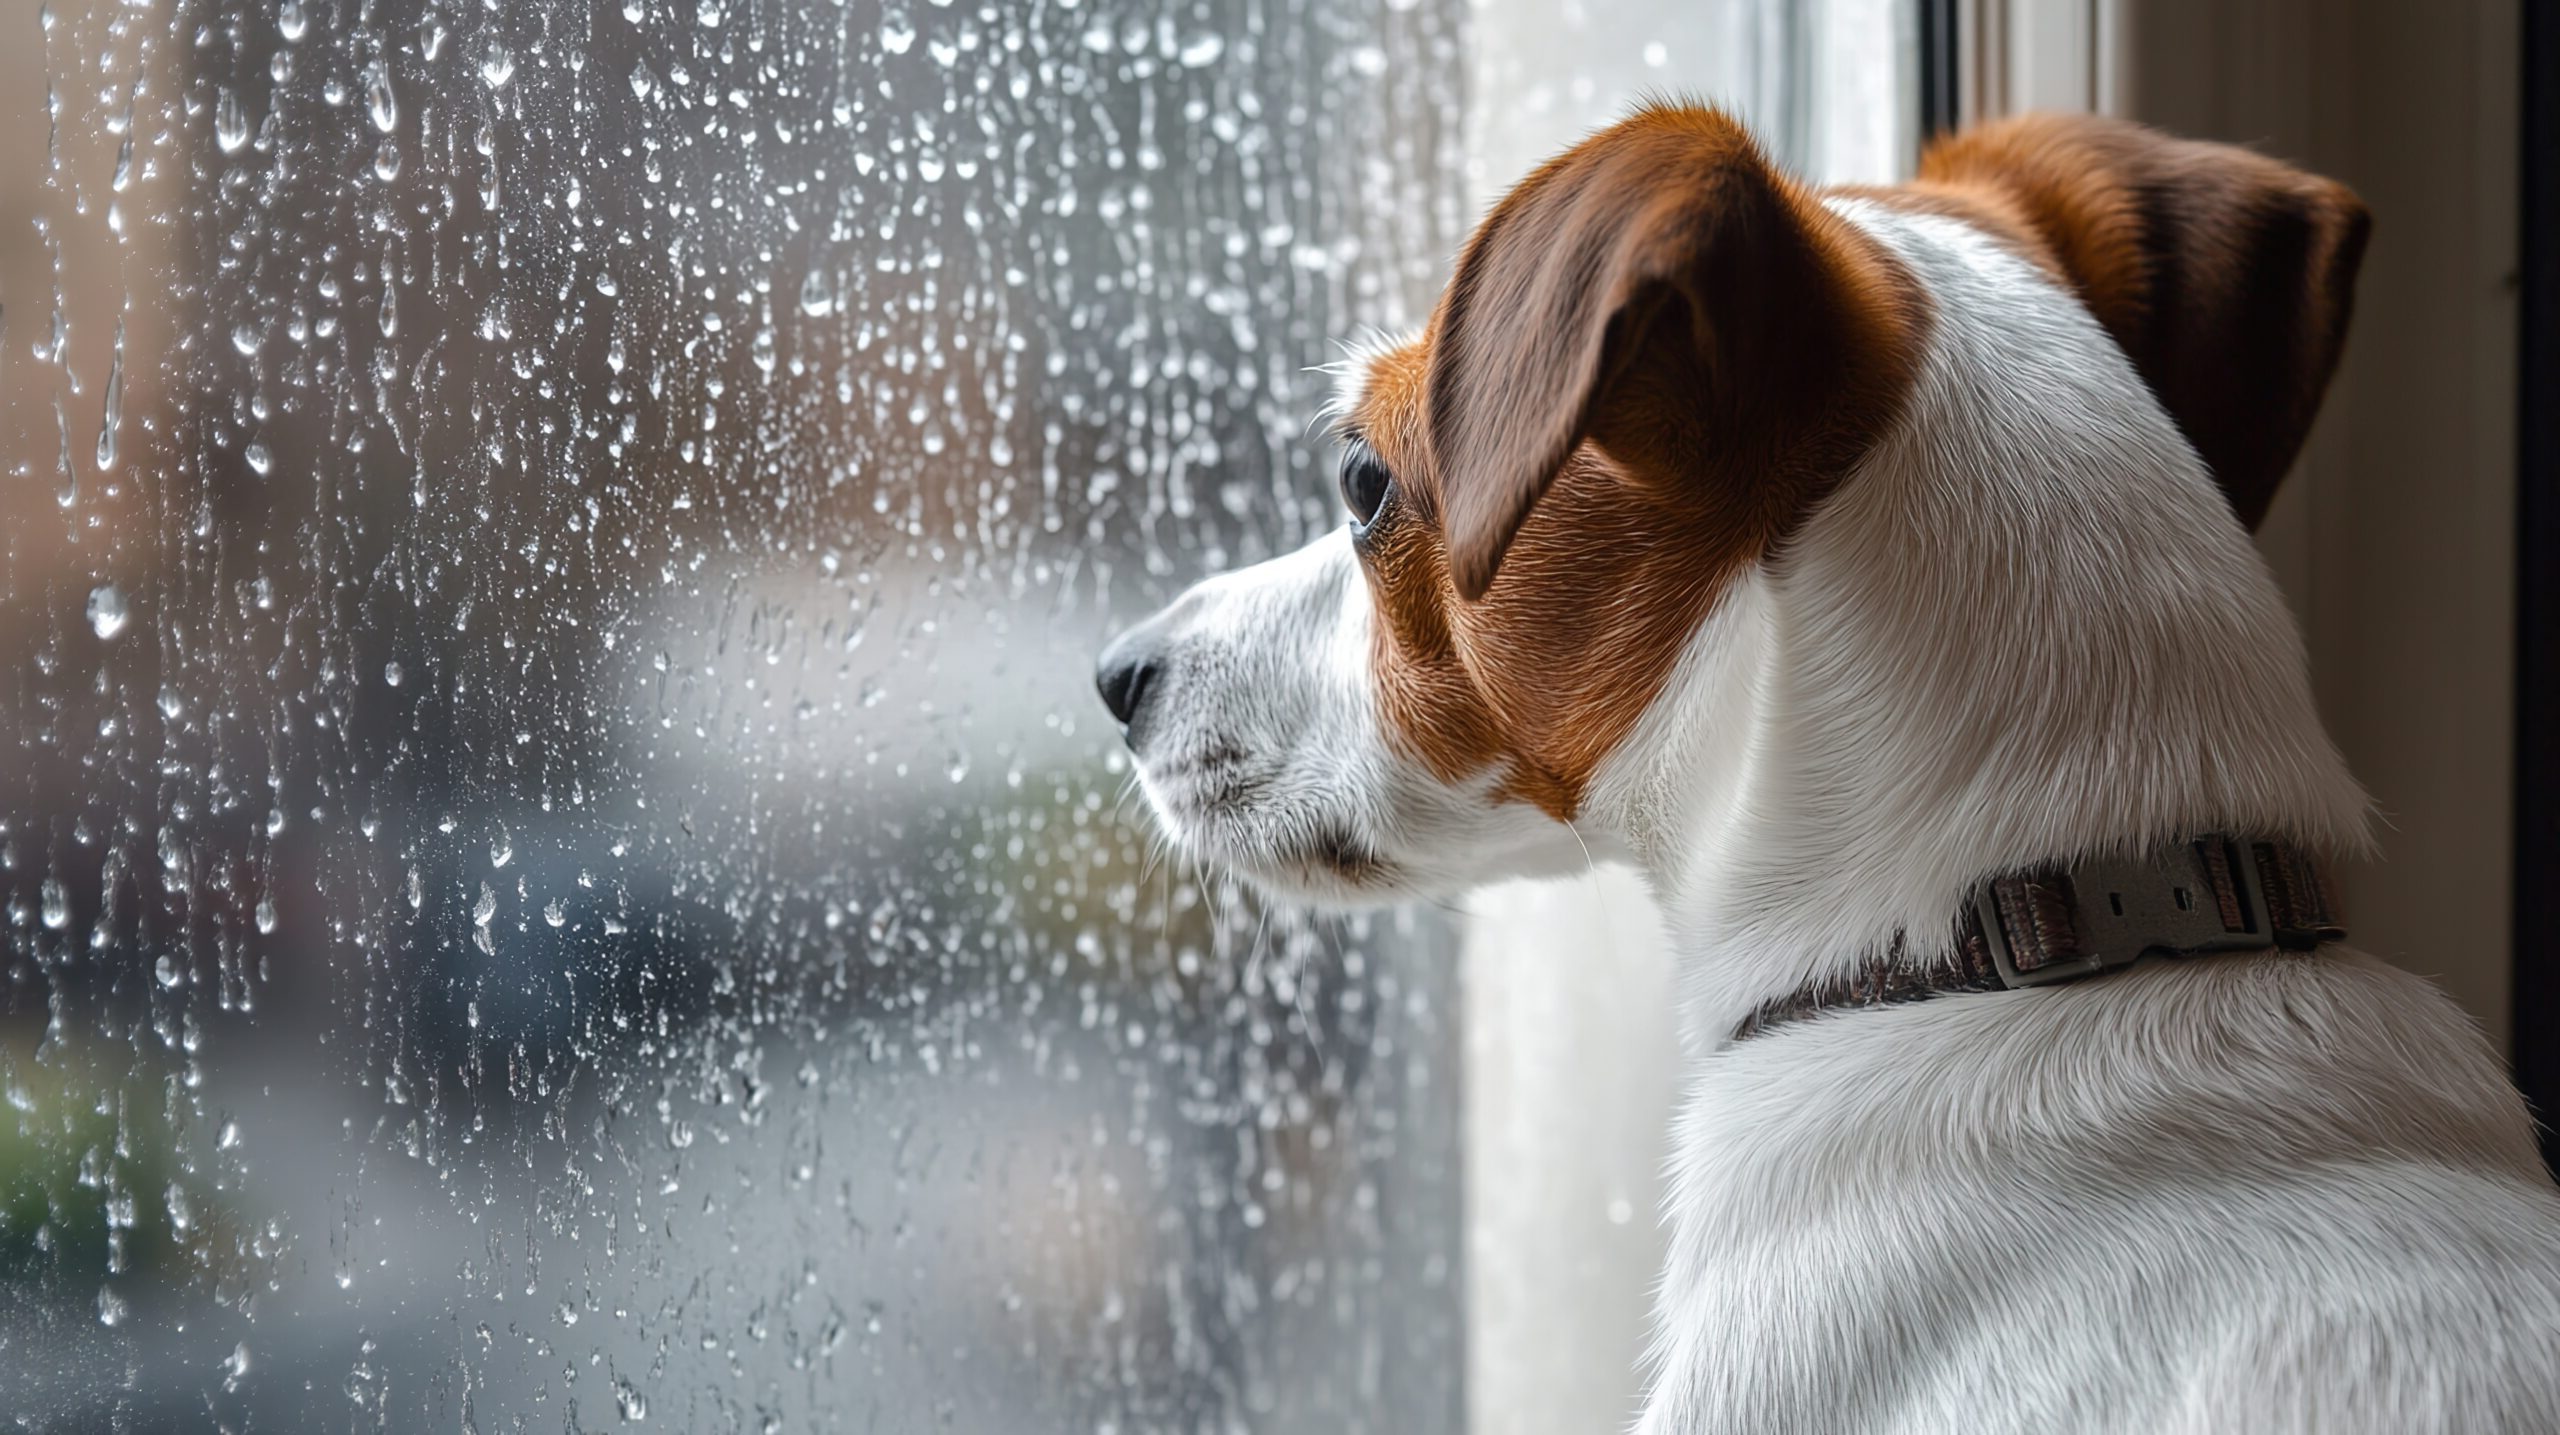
1345, 106, 1927, 820
1911, 112, 2370, 529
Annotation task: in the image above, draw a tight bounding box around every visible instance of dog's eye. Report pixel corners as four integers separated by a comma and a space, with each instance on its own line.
1339, 441, 1391, 527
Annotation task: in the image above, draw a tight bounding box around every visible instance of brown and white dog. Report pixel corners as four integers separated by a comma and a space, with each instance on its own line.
1097, 106, 2560, 1433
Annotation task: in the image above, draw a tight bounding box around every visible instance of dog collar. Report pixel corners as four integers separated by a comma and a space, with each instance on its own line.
1731, 836, 2345, 1043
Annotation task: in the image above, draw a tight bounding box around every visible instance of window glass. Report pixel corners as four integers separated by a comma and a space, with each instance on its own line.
0, 1, 1466, 1427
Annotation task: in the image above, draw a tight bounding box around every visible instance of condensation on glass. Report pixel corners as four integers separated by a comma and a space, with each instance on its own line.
0, 1, 1466, 1427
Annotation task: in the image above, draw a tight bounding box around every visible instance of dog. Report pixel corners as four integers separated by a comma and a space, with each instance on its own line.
1095, 105, 2560, 1433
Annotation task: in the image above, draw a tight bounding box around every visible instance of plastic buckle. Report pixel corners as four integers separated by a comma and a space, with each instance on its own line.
1973, 839, 2273, 990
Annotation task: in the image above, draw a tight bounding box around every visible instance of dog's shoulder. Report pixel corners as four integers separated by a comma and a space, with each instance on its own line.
1643, 952, 2560, 1434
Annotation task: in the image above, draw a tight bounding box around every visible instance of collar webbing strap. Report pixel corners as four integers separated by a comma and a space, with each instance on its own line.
1731, 836, 2344, 1043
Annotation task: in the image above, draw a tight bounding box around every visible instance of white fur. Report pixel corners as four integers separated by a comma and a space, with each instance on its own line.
1112, 197, 2560, 1431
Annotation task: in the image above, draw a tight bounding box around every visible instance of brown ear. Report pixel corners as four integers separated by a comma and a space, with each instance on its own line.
1919, 112, 2370, 529
1425, 105, 1918, 600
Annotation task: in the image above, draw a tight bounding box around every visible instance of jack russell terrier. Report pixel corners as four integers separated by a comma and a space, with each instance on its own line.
1096, 106, 2560, 1433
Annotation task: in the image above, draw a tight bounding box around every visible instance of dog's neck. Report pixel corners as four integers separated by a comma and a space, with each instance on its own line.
1579, 204, 2372, 1042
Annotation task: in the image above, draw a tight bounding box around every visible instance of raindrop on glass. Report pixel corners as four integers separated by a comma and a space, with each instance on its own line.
86, 584, 128, 640
94, 326, 122, 472
215, 88, 250, 153
364, 60, 397, 133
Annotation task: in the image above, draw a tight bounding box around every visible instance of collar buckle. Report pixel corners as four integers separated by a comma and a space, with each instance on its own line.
1970, 836, 2336, 990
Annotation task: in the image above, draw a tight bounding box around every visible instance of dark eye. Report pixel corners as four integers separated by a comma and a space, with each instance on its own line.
1339, 440, 1391, 527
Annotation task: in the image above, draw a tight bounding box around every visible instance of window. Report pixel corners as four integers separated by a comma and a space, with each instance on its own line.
0, 1, 1905, 1428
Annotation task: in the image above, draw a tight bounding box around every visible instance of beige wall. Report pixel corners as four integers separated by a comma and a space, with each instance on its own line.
2121, 0, 2523, 1049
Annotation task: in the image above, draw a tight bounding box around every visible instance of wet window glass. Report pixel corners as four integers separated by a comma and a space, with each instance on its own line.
0, 1, 1469, 1426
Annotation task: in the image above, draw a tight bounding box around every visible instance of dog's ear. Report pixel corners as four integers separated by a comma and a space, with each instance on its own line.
1425, 105, 1916, 600
1920, 112, 2370, 530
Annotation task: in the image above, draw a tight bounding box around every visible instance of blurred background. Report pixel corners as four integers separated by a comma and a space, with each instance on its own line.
0, 0, 2543, 1431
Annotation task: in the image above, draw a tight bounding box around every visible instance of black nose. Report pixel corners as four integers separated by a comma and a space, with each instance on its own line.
1095, 630, 1165, 736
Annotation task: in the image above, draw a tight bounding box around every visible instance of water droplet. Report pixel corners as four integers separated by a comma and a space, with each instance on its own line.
277, 0, 305, 41
364, 60, 397, 133
232, 324, 260, 357
94, 326, 122, 472
378, 284, 398, 337
372, 140, 401, 182
157, 687, 181, 720
542, 898, 566, 928
695, 0, 720, 25
798, 272, 833, 317
39, 879, 69, 929
622, 0, 644, 20
166, 1183, 193, 1234
629, 61, 656, 100
244, 440, 271, 475
479, 43, 515, 89
383, 661, 403, 687
255, 895, 278, 934
215, 88, 250, 152
490, 830, 512, 868
87, 584, 128, 640
54, 400, 77, 509
97, 1287, 128, 1327
473, 884, 497, 926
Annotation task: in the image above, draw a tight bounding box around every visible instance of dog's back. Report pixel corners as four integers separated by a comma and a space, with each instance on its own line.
1645, 953, 2560, 1435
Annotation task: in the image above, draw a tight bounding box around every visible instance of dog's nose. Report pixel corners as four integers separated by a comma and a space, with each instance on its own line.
1095, 626, 1168, 740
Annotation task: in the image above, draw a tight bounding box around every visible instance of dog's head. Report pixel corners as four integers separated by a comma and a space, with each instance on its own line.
1098, 105, 2367, 907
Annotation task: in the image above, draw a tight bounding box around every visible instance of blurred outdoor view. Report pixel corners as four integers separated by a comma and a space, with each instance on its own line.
0, 0, 1471, 1427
